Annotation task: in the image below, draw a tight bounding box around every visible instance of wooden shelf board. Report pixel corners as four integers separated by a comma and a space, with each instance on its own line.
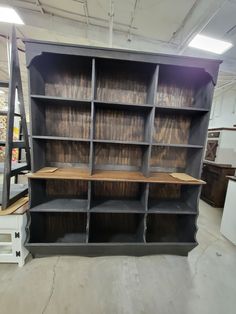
28, 168, 205, 184
148, 200, 196, 214
155, 105, 209, 114
33, 135, 90, 142
152, 143, 203, 148
93, 139, 149, 146
94, 100, 153, 109
31, 94, 91, 104
30, 199, 88, 212
33, 137, 149, 145
91, 199, 145, 213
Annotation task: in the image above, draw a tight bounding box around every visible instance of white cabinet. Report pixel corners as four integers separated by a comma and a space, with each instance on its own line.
0, 212, 29, 266
220, 177, 236, 245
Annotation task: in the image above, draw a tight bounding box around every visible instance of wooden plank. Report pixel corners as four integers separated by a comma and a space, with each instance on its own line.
28, 168, 205, 184
38, 167, 58, 173
170, 173, 200, 182
0, 197, 29, 215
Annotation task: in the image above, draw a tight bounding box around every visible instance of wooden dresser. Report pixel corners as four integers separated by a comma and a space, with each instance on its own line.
201, 161, 236, 207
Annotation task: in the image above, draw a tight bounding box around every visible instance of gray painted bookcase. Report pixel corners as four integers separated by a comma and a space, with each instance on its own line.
24, 40, 220, 256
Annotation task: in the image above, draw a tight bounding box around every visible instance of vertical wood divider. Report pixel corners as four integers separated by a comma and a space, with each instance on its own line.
86, 212, 90, 243
143, 213, 148, 243
87, 58, 96, 242
142, 183, 149, 242
87, 181, 92, 210
142, 64, 159, 177
89, 58, 96, 175
143, 64, 159, 242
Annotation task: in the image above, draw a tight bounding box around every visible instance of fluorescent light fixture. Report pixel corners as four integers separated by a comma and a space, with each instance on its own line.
189, 34, 233, 54
0, 7, 24, 24
0, 90, 5, 94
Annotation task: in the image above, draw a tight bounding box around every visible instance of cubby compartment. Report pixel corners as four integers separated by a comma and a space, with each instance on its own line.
94, 103, 151, 143
90, 181, 147, 212
31, 97, 91, 139
95, 59, 156, 104
89, 213, 145, 242
153, 109, 208, 146
94, 142, 148, 172
29, 212, 87, 243
30, 179, 89, 212
148, 184, 199, 213
30, 53, 92, 99
150, 146, 202, 177
146, 214, 196, 242
156, 65, 212, 109
32, 139, 90, 170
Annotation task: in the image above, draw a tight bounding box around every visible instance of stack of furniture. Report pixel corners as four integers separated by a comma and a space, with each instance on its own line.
24, 40, 220, 256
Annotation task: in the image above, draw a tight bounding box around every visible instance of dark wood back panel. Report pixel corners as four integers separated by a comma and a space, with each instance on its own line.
95, 59, 156, 104
89, 213, 144, 242
46, 180, 88, 198
92, 181, 141, 200
94, 107, 147, 142
94, 143, 144, 170
153, 112, 191, 144
150, 146, 187, 172
156, 65, 211, 108
31, 54, 92, 99
44, 104, 91, 139
30, 212, 87, 243
146, 214, 196, 242
45, 140, 90, 167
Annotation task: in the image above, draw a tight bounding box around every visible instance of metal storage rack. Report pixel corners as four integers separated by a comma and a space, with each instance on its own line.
24, 40, 220, 256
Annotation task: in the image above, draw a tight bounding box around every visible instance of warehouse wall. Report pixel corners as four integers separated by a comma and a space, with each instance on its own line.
209, 88, 236, 128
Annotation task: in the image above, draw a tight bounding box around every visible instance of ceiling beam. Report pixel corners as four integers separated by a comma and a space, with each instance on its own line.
4, 0, 136, 31
127, 0, 139, 42
35, 0, 45, 15
108, 0, 114, 47
170, 0, 228, 54
170, 0, 200, 43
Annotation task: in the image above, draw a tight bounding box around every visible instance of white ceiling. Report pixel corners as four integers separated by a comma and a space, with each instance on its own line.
1, 0, 236, 111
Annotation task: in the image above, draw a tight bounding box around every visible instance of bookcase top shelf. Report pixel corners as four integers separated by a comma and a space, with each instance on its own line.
28, 168, 205, 185
24, 39, 221, 84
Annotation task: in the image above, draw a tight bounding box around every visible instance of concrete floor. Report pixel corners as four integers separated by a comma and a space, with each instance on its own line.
0, 200, 235, 314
